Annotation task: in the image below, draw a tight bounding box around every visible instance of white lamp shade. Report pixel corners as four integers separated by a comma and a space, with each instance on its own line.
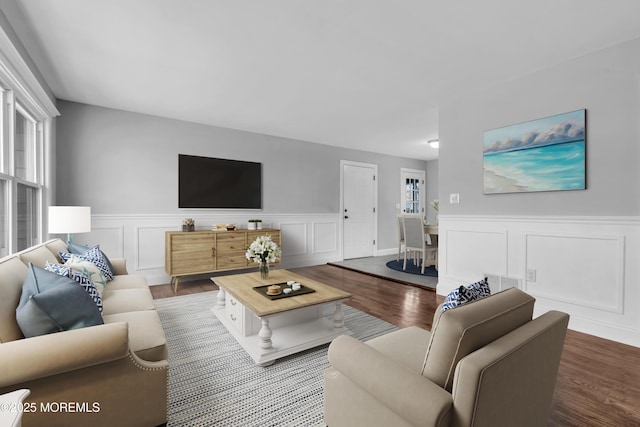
48, 206, 91, 234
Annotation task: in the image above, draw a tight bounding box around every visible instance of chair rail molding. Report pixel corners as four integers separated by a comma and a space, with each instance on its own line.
437, 214, 640, 348
68, 212, 342, 285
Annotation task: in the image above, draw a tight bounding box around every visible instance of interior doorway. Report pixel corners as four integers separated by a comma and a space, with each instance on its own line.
341, 161, 378, 259
400, 168, 426, 220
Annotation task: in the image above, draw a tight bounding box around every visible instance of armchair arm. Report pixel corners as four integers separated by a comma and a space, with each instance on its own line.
109, 258, 128, 275
0, 322, 130, 388
328, 335, 452, 427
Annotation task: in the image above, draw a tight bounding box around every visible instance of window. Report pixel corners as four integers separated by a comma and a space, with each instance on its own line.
0, 178, 6, 257
0, 92, 46, 252
0, 29, 58, 255
16, 182, 39, 250
0, 88, 7, 174
15, 106, 38, 182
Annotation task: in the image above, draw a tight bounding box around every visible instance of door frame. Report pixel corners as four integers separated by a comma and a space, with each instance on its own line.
340, 160, 378, 260
400, 168, 426, 219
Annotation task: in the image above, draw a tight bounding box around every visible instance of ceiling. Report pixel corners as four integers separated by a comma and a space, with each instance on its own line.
3, 1, 640, 161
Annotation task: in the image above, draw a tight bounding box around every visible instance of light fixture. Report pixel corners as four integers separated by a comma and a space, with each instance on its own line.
427, 139, 439, 149
48, 206, 91, 243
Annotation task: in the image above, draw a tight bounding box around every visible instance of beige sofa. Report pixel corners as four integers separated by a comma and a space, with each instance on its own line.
324, 288, 569, 427
0, 239, 168, 427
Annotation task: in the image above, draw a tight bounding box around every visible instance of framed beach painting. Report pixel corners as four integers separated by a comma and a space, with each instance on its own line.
483, 109, 586, 194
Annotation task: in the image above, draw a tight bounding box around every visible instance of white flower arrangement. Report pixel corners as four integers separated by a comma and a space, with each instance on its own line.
246, 234, 281, 264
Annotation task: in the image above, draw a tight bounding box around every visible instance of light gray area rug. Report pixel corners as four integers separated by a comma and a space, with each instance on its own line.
155, 291, 397, 426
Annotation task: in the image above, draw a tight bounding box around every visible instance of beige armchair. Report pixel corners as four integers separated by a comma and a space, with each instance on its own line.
323, 288, 569, 427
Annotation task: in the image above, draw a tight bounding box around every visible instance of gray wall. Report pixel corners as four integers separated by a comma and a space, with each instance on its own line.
439, 37, 640, 216
55, 100, 428, 250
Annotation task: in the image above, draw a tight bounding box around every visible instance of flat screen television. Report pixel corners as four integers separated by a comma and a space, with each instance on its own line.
178, 154, 262, 209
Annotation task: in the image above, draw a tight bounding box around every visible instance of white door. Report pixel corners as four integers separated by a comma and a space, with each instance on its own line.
342, 161, 377, 259
401, 168, 425, 219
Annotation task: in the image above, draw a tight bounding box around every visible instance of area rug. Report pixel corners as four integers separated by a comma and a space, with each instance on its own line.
155, 291, 398, 426
386, 259, 438, 277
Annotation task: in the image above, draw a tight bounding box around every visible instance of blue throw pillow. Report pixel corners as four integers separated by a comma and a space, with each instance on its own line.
44, 262, 103, 313
67, 241, 91, 255
60, 244, 114, 281
441, 278, 491, 312
16, 264, 103, 338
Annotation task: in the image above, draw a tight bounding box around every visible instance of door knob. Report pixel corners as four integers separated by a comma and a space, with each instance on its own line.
344, 216, 349, 219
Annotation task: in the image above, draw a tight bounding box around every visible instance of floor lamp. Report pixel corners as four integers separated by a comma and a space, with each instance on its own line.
48, 206, 91, 243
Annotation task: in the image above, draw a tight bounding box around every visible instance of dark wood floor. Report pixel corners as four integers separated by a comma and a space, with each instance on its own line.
151, 264, 640, 427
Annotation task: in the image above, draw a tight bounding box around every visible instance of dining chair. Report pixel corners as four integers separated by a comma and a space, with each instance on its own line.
396, 215, 405, 261
402, 214, 437, 273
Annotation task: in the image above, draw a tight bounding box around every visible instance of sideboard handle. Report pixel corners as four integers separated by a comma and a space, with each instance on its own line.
230, 314, 236, 321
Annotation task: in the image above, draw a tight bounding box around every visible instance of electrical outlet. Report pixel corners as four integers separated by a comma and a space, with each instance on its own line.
449, 193, 460, 204
526, 269, 536, 282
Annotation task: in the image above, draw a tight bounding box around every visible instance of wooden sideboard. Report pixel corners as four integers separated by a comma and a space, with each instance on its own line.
165, 228, 281, 292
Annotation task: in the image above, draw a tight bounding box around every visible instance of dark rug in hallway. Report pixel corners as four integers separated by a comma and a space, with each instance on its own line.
386, 259, 438, 277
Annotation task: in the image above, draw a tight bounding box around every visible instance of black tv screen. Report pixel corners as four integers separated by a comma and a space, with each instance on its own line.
179, 154, 262, 209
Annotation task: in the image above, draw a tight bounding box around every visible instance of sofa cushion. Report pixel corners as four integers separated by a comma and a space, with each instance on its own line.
366, 326, 431, 374
441, 278, 491, 312
18, 245, 60, 268
102, 311, 168, 362
60, 246, 114, 281
422, 288, 535, 392
44, 239, 69, 257
15, 264, 103, 338
101, 288, 156, 315
44, 262, 103, 313
0, 256, 29, 342
63, 255, 108, 296
108, 274, 149, 291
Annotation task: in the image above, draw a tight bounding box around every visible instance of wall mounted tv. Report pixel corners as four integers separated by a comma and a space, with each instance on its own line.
178, 154, 262, 209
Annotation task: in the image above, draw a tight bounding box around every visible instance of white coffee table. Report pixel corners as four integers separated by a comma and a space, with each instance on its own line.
211, 270, 352, 366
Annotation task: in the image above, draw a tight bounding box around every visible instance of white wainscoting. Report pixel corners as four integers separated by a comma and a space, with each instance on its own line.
69, 213, 342, 286
437, 215, 640, 347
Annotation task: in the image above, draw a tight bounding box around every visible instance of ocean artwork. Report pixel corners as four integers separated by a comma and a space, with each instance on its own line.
483, 109, 586, 194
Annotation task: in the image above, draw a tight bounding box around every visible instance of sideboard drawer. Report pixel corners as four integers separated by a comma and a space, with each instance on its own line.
218, 255, 247, 270
217, 233, 246, 252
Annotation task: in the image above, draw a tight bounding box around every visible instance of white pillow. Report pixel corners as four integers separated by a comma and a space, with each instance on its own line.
63, 254, 108, 296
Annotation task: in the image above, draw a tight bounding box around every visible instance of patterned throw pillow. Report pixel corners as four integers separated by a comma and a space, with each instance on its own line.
59, 245, 114, 281
61, 255, 108, 296
67, 242, 115, 277
45, 262, 103, 313
441, 278, 491, 312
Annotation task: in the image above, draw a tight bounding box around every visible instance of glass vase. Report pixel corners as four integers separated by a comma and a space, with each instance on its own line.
259, 261, 270, 279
